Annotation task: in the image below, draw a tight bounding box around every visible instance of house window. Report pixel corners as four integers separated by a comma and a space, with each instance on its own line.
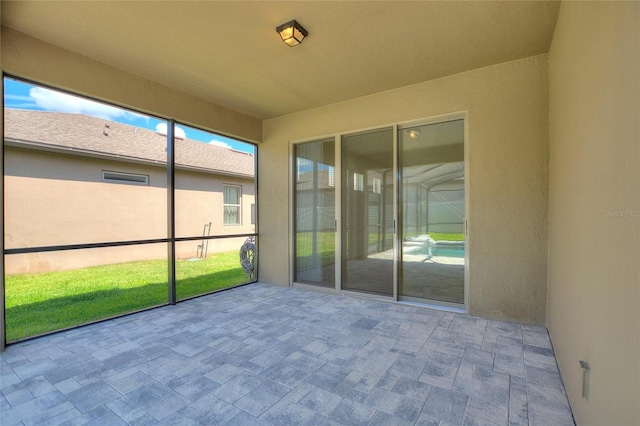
328, 166, 335, 187
372, 177, 382, 194
224, 185, 241, 225
103, 171, 149, 185
354, 173, 364, 191
297, 157, 311, 182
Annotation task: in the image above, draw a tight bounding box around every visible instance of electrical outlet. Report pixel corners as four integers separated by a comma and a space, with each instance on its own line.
579, 360, 590, 399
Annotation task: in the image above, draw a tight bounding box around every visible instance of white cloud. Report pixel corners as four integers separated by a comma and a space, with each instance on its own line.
29, 87, 145, 121
208, 139, 232, 149
4, 94, 33, 103
155, 122, 187, 139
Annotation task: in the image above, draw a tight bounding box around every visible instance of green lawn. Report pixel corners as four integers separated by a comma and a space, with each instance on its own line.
5, 251, 252, 342
428, 232, 465, 242
295, 230, 464, 273
296, 231, 335, 271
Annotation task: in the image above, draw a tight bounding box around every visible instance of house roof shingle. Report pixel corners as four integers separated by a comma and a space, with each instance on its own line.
3, 109, 255, 177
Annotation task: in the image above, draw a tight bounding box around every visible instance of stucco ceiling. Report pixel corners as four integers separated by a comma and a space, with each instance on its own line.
1, 1, 560, 120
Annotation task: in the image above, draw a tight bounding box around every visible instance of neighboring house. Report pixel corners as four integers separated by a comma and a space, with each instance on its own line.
3, 109, 256, 274
295, 167, 335, 234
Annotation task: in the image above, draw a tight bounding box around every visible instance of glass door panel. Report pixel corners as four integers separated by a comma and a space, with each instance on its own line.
294, 139, 336, 287
399, 120, 465, 304
341, 128, 394, 296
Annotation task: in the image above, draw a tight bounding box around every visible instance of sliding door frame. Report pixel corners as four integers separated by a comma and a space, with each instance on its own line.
397, 112, 469, 310
290, 111, 468, 310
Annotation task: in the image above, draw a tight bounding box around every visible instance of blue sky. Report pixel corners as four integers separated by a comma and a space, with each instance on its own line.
3, 77, 255, 154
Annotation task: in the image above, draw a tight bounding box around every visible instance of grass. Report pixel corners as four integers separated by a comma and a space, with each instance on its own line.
5, 251, 252, 342
294, 230, 465, 274
428, 232, 465, 242
296, 232, 335, 271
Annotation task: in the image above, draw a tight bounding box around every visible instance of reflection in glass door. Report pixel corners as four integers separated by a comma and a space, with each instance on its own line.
294, 139, 336, 287
399, 120, 465, 304
341, 128, 394, 296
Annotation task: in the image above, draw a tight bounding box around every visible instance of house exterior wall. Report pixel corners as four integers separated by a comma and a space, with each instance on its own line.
548, 2, 640, 425
261, 54, 549, 325
4, 147, 255, 274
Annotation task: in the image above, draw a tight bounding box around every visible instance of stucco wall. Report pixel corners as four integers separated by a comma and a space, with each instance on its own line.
1, 27, 262, 144
261, 55, 549, 325
547, 2, 640, 425
4, 147, 255, 273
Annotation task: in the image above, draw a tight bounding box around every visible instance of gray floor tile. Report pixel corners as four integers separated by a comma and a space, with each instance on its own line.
363, 387, 423, 422
509, 376, 529, 426
368, 410, 415, 426
3, 382, 34, 407
108, 371, 158, 395
523, 345, 557, 366
37, 406, 82, 425
178, 393, 241, 424
419, 362, 458, 389
12, 358, 60, 381
224, 410, 270, 426
78, 406, 130, 425
388, 354, 427, 378
298, 386, 343, 416
392, 376, 432, 400
528, 403, 575, 426
260, 399, 326, 425
205, 363, 244, 384
464, 396, 509, 426
524, 364, 564, 388
212, 372, 258, 404
66, 381, 121, 413
234, 394, 273, 417
306, 363, 350, 392
463, 347, 495, 368
2, 391, 70, 425
170, 372, 221, 401
0, 283, 574, 426
376, 372, 400, 390
415, 413, 441, 425
264, 361, 312, 388
527, 383, 571, 412
421, 386, 469, 425
494, 353, 526, 378
328, 399, 376, 426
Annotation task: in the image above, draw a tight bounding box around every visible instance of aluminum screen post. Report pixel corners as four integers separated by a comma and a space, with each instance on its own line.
167, 120, 176, 305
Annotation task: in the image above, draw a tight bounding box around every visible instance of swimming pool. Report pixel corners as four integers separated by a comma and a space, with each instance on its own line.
413, 242, 465, 258
430, 245, 465, 258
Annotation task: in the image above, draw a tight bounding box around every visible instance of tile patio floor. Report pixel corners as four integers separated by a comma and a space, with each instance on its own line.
1, 283, 574, 425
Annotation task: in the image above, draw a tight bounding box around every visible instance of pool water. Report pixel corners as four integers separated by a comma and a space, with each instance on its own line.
412, 243, 465, 258
430, 246, 465, 258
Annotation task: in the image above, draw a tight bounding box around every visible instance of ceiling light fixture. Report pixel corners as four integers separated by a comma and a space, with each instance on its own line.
408, 129, 420, 139
276, 20, 308, 47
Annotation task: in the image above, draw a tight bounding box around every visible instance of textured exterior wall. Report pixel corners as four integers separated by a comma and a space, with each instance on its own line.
4, 148, 255, 273
261, 55, 549, 325
547, 2, 640, 425
1, 27, 262, 144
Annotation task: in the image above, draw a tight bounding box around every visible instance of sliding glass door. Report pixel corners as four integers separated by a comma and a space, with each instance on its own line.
294, 139, 336, 287
292, 117, 465, 306
341, 128, 394, 296
399, 119, 465, 304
